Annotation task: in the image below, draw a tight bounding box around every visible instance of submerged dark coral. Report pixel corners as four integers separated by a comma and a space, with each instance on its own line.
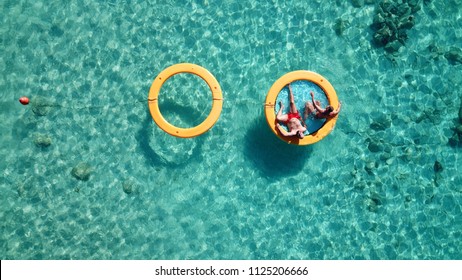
459, 99, 462, 123
71, 162, 92, 181
371, 0, 422, 53
334, 18, 348, 36
433, 160, 443, 173
122, 179, 138, 194
444, 47, 462, 65
448, 102, 462, 147
33, 134, 52, 148
31, 97, 52, 116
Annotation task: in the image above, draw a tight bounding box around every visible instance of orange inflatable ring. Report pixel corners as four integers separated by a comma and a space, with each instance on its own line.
264, 71, 339, 145
148, 63, 223, 138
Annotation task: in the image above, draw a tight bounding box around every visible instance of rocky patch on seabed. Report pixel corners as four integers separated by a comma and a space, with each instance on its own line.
371, 0, 422, 53
448, 99, 462, 148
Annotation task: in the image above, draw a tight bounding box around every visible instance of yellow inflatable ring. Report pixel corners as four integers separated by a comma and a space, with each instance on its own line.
264, 71, 339, 145
148, 63, 223, 138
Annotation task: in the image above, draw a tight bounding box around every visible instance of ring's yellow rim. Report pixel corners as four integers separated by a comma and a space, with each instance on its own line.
148, 63, 223, 138
264, 71, 339, 145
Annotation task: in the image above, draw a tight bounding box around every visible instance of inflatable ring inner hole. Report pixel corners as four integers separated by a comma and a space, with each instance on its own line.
275, 80, 329, 135
158, 73, 213, 129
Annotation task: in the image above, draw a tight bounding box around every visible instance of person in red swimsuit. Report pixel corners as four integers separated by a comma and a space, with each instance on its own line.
276, 83, 307, 139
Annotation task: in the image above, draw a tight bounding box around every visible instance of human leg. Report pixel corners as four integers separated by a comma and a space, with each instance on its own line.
289, 85, 298, 113
277, 101, 288, 122
304, 101, 315, 119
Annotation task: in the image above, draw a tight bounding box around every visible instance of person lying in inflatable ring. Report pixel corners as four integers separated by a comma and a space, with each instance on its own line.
275, 83, 307, 139
304, 91, 342, 120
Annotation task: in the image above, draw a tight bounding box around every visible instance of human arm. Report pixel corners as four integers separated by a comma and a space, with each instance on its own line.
276, 123, 297, 136
300, 118, 307, 128
310, 91, 324, 112
332, 102, 342, 115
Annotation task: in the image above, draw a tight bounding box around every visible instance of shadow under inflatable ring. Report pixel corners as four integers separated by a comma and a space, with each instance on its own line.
264, 71, 339, 145
148, 63, 223, 138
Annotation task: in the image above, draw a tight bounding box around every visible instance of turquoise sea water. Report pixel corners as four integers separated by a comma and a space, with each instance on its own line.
1, 0, 461, 259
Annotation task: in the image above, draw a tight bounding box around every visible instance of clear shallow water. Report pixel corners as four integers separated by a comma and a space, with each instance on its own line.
157, 72, 213, 129
1, 0, 461, 259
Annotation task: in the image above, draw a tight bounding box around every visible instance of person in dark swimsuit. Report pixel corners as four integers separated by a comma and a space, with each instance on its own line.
276, 83, 307, 139
304, 91, 342, 120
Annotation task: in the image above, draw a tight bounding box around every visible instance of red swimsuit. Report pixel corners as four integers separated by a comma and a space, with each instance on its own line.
285, 112, 301, 123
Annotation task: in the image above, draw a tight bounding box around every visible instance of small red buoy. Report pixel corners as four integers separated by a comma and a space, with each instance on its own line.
19, 96, 29, 105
